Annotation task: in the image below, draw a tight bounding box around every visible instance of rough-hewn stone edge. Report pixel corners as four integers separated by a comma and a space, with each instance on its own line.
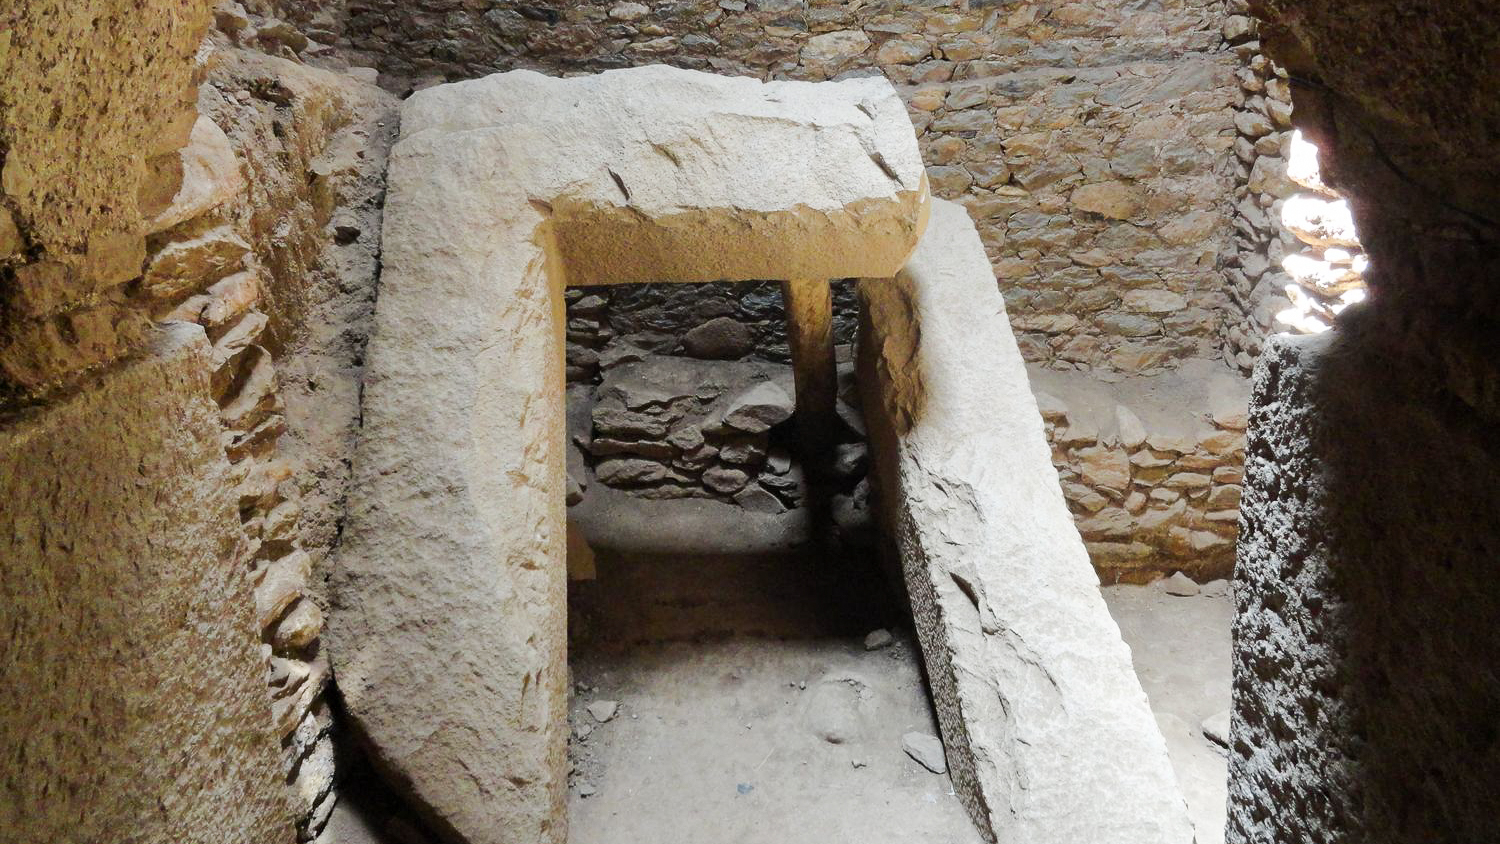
858, 199, 1193, 844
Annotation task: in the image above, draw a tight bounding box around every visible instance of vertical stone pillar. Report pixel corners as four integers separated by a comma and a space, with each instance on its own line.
780, 277, 838, 461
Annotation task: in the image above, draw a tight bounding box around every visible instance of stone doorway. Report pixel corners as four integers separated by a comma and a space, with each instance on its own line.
330, 65, 1193, 844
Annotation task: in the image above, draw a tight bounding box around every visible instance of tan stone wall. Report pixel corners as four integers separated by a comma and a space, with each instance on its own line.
0, 325, 297, 844
2, 2, 394, 837
143, 41, 395, 840
0, 0, 213, 397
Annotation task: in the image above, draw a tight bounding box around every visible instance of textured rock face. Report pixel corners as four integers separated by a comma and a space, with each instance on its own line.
857, 200, 1193, 844
1230, 319, 1500, 844
0, 324, 294, 844
0, 0, 214, 395
1227, 3, 1500, 842
332, 65, 927, 844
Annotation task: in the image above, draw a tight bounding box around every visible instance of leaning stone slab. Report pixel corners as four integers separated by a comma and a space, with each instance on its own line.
857, 199, 1194, 844
331, 65, 928, 844
0, 323, 294, 843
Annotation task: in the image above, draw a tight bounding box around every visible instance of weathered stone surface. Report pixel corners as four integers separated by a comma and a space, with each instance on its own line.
1230, 320, 1500, 844
1225, 4, 1500, 838
800, 30, 871, 77
0, 0, 209, 255
397, 66, 929, 285
0, 208, 21, 258
333, 65, 928, 844
781, 277, 839, 455
858, 200, 1191, 844
902, 731, 948, 774
1071, 181, 1144, 220
680, 316, 754, 360
142, 224, 251, 300
722, 381, 795, 434
0, 324, 294, 844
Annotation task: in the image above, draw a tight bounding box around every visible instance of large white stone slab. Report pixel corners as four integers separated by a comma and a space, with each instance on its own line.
330, 65, 928, 844
857, 199, 1194, 844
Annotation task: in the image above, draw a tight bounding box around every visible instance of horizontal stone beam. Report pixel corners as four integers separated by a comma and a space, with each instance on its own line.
857, 199, 1194, 844
400, 66, 930, 286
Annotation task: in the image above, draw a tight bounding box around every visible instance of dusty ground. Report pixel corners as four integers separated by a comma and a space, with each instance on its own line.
1105, 578, 1234, 844
564, 547, 1233, 844
323, 551, 1232, 844
567, 635, 982, 844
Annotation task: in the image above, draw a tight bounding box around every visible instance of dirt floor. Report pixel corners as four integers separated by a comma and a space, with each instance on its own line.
322, 549, 1232, 844
563, 546, 1233, 844
1104, 579, 1234, 844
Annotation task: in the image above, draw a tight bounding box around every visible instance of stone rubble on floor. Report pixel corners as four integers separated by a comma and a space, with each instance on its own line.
902, 732, 949, 775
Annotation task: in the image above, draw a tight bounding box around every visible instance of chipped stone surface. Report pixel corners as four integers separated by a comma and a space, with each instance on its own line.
858, 200, 1192, 844
332, 65, 927, 844
141, 115, 247, 234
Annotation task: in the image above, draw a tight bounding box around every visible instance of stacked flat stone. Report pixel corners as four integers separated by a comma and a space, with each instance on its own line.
315, 0, 1242, 378
1273, 134, 1369, 332
562, 280, 862, 374
566, 349, 872, 516
145, 116, 339, 841
579, 356, 800, 508
1219, 5, 1369, 374
1041, 390, 1246, 583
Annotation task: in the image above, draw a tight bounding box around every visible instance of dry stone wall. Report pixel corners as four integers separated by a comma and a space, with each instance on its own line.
1219, 7, 1370, 374
1032, 360, 1248, 583
563, 279, 860, 372
289, 0, 1263, 580
277, 0, 1245, 378
244, 0, 1281, 581
154, 38, 395, 842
